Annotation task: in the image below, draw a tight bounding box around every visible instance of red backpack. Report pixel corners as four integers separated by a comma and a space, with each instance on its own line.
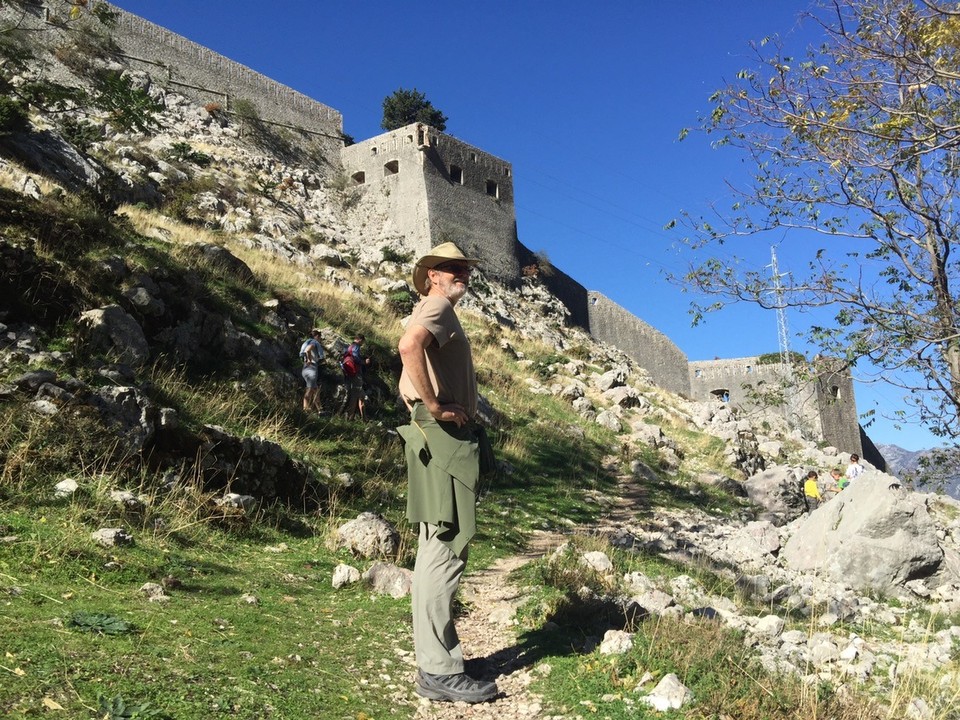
341, 348, 359, 377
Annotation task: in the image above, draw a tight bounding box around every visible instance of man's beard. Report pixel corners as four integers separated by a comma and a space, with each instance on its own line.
438, 275, 467, 303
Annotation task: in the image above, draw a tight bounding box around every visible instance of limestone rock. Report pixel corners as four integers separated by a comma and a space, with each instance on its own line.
581, 551, 614, 574
639, 673, 694, 711
783, 473, 947, 594
599, 629, 633, 655
53, 478, 79, 499
216, 493, 257, 513
335, 512, 399, 558
92, 528, 134, 548
743, 467, 806, 526
362, 562, 412, 598
78, 305, 149, 366
331, 564, 361, 589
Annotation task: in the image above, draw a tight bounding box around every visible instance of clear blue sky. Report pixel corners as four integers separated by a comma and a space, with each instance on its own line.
108, 0, 935, 452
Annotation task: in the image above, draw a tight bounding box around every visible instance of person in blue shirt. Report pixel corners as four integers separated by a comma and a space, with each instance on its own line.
300, 328, 325, 412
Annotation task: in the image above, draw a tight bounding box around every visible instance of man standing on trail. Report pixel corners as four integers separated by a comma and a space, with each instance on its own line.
397, 242, 498, 704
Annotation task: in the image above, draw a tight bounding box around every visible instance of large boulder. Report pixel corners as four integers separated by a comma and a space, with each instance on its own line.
335, 512, 399, 558
0, 130, 117, 205
195, 425, 325, 503
782, 472, 946, 594
743, 467, 805, 525
78, 305, 149, 366
721, 520, 781, 569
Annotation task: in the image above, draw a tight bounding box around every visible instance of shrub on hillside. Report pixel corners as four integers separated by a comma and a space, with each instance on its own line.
0, 95, 28, 134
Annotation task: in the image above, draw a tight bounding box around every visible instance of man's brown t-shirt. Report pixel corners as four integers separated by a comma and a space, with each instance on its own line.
399, 295, 477, 417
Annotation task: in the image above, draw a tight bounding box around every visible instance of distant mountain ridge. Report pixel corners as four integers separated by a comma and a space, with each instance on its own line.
877, 444, 960, 499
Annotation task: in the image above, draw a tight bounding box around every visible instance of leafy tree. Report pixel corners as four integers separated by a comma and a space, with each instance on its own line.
381, 87, 447, 131
677, 0, 960, 441
92, 70, 163, 133
0, 0, 159, 135
0, 93, 27, 134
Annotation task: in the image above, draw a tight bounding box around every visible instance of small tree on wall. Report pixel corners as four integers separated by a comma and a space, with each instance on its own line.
381, 88, 447, 131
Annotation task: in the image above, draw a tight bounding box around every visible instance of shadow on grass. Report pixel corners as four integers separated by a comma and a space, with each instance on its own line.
472, 594, 643, 681
634, 476, 715, 515
479, 418, 621, 539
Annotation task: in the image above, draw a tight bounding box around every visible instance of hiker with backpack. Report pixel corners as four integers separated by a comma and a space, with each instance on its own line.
300, 328, 325, 413
341, 334, 371, 420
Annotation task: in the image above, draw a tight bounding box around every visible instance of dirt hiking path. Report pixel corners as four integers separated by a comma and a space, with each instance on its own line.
411, 460, 643, 720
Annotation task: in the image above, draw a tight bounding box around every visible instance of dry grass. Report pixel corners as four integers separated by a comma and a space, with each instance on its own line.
119, 204, 225, 247
0, 164, 63, 195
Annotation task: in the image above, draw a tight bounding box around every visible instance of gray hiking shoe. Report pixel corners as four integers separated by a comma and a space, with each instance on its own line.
415, 669, 498, 703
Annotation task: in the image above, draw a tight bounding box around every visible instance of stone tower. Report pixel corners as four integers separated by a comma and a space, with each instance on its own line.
341, 123, 521, 284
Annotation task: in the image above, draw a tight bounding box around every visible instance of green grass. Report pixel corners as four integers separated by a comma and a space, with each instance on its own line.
0, 505, 414, 719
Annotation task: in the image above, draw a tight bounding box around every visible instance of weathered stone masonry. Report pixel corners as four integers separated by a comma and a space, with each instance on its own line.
688, 356, 870, 459
342, 124, 520, 284
20, 1, 345, 161
587, 292, 691, 396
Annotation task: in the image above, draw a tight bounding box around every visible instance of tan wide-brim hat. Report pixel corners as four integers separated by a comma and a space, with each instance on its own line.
411, 242, 480, 295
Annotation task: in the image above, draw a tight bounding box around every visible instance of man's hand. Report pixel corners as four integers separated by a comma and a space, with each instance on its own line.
431, 402, 468, 427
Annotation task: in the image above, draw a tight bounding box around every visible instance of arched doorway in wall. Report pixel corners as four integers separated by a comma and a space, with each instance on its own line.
711, 388, 730, 403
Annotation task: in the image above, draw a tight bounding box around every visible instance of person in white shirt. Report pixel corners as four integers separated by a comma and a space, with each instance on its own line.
845, 453, 864, 481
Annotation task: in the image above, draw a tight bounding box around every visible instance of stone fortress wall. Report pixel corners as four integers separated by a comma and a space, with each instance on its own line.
810, 360, 864, 457
689, 357, 864, 455
38, 2, 869, 455
587, 293, 691, 396
341, 126, 433, 257
12, 1, 344, 159
341, 124, 692, 395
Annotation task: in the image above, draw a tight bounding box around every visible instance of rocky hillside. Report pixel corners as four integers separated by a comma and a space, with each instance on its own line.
2, 8, 960, 719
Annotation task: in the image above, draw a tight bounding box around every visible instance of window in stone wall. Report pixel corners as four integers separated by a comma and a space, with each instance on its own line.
450, 165, 463, 184
406, 134, 413, 143
711, 388, 730, 403
471, 152, 478, 162
831, 385, 841, 400
746, 365, 752, 373
384, 160, 399, 176
486, 180, 499, 198
694, 369, 702, 378
351, 171, 365, 185
371, 146, 378, 155
504, 167, 512, 177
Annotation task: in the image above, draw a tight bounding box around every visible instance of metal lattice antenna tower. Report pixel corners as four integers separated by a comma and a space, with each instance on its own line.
770, 247, 791, 369
770, 247, 795, 429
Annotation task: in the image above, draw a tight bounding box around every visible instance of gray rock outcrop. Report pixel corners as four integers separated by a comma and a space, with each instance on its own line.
78, 305, 150, 366
782, 472, 946, 594
362, 562, 412, 598
335, 512, 399, 558
743, 467, 805, 525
